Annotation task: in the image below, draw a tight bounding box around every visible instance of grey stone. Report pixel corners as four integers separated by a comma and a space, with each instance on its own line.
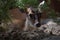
42, 36, 60, 40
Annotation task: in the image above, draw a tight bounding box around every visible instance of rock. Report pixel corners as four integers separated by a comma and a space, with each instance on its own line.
46, 20, 57, 26
52, 25, 60, 35
42, 36, 60, 40
39, 20, 60, 35
41, 19, 53, 25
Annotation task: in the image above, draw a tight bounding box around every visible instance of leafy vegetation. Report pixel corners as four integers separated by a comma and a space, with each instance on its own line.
17, 0, 39, 8
0, 0, 17, 24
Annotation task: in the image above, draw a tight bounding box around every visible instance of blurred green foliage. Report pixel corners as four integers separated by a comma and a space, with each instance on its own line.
17, 0, 39, 8
0, 0, 17, 23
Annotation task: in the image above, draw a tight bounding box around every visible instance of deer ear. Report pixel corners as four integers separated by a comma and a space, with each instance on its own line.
25, 7, 32, 15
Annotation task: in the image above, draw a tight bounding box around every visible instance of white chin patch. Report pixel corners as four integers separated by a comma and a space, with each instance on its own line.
34, 22, 39, 26
34, 19, 39, 26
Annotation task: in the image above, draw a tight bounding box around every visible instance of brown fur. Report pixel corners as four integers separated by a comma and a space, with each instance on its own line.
9, 8, 27, 30
9, 8, 37, 31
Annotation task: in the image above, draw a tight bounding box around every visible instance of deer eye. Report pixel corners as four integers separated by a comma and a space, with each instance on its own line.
29, 14, 35, 20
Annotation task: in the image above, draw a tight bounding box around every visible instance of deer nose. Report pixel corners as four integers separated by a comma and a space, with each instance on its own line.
36, 23, 41, 27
